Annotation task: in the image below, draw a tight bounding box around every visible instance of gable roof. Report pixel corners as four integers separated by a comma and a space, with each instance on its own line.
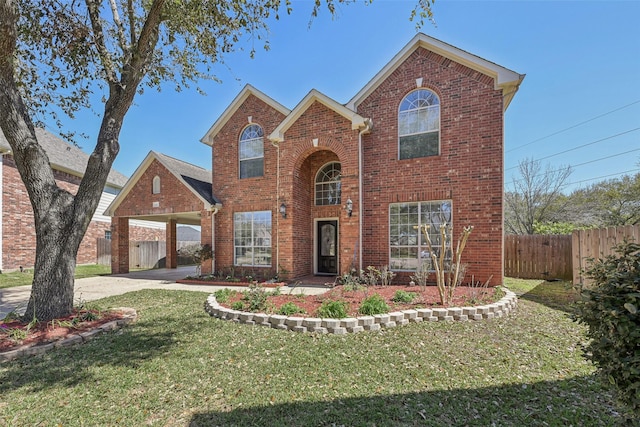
103, 151, 220, 217
0, 128, 128, 188
269, 89, 369, 143
346, 33, 525, 112
200, 84, 291, 146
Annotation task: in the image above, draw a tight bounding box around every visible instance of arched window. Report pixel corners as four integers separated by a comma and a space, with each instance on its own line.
152, 175, 161, 194
315, 162, 341, 206
239, 124, 264, 178
398, 89, 440, 159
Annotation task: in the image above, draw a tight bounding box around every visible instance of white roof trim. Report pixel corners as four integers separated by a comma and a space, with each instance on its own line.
103, 151, 216, 217
269, 89, 368, 143
200, 84, 290, 146
346, 33, 525, 112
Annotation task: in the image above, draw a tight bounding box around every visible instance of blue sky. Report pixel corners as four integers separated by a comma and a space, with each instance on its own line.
61, 0, 640, 193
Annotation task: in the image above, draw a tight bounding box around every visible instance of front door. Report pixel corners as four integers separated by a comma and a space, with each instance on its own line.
317, 220, 338, 275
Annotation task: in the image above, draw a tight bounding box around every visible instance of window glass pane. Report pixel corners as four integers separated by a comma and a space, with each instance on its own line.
234, 211, 272, 266
388, 200, 452, 271
240, 158, 264, 179
399, 132, 439, 160
398, 90, 440, 159
239, 125, 264, 179
315, 162, 342, 205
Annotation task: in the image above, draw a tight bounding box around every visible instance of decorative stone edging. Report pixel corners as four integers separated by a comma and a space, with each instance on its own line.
0, 307, 137, 363
204, 289, 518, 334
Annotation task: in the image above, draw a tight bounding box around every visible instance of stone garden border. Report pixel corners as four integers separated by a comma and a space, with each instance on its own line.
0, 308, 137, 362
204, 288, 518, 334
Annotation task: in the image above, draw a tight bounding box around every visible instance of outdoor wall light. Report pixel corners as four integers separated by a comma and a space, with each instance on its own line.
279, 202, 287, 219
345, 198, 353, 217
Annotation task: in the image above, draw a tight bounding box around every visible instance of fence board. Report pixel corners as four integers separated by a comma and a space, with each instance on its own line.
504, 234, 573, 280
572, 224, 640, 285
96, 238, 200, 269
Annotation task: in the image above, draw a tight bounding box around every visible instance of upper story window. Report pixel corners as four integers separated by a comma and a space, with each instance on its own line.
239, 124, 264, 179
398, 89, 440, 160
315, 162, 341, 206
152, 176, 161, 194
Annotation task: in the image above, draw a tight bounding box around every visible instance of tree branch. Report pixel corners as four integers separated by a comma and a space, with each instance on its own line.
84, 0, 119, 87
108, 0, 128, 53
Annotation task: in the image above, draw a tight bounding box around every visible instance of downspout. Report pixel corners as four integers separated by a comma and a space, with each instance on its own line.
358, 118, 373, 273
271, 140, 281, 272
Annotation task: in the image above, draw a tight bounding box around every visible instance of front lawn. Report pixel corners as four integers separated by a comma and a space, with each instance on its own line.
0, 264, 111, 289
0, 279, 620, 426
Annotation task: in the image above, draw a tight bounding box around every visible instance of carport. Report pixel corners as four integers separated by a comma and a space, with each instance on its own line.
104, 151, 220, 274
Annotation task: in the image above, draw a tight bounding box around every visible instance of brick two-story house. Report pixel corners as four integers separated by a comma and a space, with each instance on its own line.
108, 33, 524, 285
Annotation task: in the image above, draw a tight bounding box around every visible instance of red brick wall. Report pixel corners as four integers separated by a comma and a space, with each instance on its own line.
211, 94, 287, 277
1, 155, 163, 270
355, 47, 504, 285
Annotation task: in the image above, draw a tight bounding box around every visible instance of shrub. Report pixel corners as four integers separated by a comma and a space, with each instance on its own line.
391, 290, 416, 304
573, 241, 640, 419
231, 301, 244, 311
213, 288, 234, 303
359, 294, 390, 315
317, 300, 348, 318
242, 285, 268, 312
278, 302, 305, 316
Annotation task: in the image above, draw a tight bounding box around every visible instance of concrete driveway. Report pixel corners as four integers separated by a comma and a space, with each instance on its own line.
1, 266, 328, 318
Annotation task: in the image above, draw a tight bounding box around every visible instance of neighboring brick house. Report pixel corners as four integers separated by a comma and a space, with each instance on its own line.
0, 128, 164, 271
109, 33, 524, 285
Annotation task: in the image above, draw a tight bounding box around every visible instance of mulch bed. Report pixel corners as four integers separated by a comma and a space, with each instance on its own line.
220, 285, 499, 318
0, 309, 126, 353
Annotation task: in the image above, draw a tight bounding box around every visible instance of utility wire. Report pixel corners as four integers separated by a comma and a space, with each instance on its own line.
505, 128, 640, 171
506, 99, 640, 153
559, 168, 640, 189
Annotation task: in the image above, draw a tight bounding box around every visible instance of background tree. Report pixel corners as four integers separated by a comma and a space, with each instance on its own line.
580, 173, 640, 226
0, 0, 434, 321
504, 158, 572, 234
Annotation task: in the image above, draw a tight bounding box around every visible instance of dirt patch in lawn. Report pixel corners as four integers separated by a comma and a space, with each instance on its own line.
218, 285, 502, 318
0, 309, 127, 353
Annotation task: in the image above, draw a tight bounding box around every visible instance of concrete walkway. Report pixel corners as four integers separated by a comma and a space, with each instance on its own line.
0, 266, 328, 318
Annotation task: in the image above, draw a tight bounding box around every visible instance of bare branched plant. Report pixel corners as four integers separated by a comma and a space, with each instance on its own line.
420, 224, 474, 306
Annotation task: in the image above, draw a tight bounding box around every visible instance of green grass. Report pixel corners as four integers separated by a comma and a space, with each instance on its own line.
0, 264, 111, 289
0, 280, 622, 426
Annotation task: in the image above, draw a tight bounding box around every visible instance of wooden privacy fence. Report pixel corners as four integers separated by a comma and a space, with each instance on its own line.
504, 234, 573, 280
97, 239, 201, 269
572, 224, 640, 285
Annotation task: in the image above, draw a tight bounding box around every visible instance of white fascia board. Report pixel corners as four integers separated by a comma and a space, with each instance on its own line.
269, 89, 368, 143
103, 151, 157, 216
200, 84, 290, 146
347, 33, 524, 112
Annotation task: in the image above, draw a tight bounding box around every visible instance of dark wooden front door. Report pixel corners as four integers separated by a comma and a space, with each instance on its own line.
317, 220, 338, 274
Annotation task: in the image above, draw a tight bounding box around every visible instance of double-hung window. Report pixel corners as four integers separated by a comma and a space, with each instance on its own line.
239, 124, 264, 178
389, 200, 452, 271
234, 211, 272, 266
398, 89, 440, 159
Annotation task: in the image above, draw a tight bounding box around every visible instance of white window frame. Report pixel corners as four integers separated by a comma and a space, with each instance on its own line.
398, 89, 440, 160
239, 124, 264, 179
389, 200, 452, 272
233, 210, 272, 267
315, 162, 342, 206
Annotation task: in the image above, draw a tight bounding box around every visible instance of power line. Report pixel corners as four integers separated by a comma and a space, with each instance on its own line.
560, 168, 640, 189
506, 99, 640, 153
505, 128, 640, 171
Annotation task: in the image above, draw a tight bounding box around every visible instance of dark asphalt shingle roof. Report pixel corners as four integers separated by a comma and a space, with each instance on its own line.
0, 128, 128, 187
153, 152, 219, 205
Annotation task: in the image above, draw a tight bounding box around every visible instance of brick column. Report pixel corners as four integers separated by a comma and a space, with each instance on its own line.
166, 219, 177, 269
111, 217, 129, 274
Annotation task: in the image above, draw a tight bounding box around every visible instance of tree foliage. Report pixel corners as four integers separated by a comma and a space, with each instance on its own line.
504, 158, 572, 234
0, 0, 434, 321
